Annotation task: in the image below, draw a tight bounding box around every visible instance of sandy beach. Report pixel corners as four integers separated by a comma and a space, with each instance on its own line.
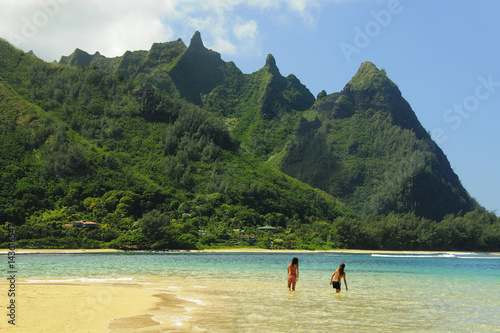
0, 282, 167, 333
0, 248, 124, 254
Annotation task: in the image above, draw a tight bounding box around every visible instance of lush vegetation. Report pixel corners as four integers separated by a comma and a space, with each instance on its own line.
0, 37, 347, 250
0, 34, 498, 251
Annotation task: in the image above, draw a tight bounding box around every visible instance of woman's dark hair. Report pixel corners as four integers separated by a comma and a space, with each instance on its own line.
292, 257, 299, 266
339, 263, 345, 275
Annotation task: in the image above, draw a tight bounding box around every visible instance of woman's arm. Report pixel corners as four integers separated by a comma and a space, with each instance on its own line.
330, 269, 336, 284
343, 273, 348, 291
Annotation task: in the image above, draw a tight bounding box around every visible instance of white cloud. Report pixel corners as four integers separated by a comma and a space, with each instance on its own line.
212, 38, 237, 55
286, 0, 320, 26
0, 0, 175, 60
286, 0, 319, 12
247, 0, 281, 10
0, 0, 336, 62
234, 19, 258, 41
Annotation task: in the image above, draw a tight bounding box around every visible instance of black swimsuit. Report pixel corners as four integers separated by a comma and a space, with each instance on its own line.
332, 281, 341, 290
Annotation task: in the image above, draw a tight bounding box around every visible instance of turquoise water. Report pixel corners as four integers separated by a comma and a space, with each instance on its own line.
7, 252, 500, 332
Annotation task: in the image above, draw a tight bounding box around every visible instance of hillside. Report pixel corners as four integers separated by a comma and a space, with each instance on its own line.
0, 37, 348, 250
1, 34, 499, 251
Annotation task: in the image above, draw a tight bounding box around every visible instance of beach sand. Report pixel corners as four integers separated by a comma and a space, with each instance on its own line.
0, 282, 166, 333
0, 248, 123, 254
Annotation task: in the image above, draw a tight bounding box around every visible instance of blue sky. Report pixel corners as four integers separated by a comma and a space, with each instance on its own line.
1, 0, 499, 213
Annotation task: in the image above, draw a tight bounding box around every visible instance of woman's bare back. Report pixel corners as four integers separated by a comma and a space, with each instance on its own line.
332, 268, 344, 282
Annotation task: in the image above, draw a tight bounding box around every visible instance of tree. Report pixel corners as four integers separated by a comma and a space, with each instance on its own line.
138, 210, 169, 243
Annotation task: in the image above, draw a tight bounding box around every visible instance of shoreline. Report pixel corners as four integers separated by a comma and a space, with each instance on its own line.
1, 248, 498, 255
196, 248, 500, 255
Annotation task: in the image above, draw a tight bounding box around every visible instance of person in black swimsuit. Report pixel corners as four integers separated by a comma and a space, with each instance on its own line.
330, 263, 348, 293
331, 280, 341, 290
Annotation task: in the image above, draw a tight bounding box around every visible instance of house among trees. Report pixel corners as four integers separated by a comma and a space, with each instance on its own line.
71, 220, 98, 229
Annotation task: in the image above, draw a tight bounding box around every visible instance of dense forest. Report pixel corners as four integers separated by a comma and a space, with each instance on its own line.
1, 32, 499, 251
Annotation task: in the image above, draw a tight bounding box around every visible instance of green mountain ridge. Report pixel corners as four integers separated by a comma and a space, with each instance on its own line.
65, 31, 472, 221
277, 61, 476, 220
1, 32, 499, 251
57, 33, 316, 158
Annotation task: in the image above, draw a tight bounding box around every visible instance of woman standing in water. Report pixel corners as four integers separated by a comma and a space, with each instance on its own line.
330, 263, 348, 293
287, 257, 299, 291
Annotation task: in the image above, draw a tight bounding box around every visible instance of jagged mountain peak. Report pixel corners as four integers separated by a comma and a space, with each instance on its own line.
357, 61, 378, 73
189, 31, 204, 48
59, 48, 94, 67
263, 53, 281, 76
266, 54, 276, 67
167, 31, 232, 104
331, 61, 428, 139
347, 61, 392, 92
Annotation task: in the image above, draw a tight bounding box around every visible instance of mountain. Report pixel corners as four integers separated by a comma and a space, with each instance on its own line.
60, 31, 473, 221
1, 33, 498, 251
274, 62, 476, 220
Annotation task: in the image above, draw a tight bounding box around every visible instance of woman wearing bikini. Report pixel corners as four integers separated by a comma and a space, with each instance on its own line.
330, 263, 348, 293
287, 257, 299, 291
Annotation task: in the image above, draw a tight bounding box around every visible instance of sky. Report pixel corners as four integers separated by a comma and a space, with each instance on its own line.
1, 0, 499, 213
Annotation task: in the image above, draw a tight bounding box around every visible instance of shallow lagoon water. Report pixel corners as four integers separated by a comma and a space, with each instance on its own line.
11, 252, 500, 332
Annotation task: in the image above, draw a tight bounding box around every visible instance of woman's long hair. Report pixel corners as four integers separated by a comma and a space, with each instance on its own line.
292, 257, 299, 266
339, 263, 345, 275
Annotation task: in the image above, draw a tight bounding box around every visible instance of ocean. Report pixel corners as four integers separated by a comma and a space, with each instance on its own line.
10, 251, 500, 332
